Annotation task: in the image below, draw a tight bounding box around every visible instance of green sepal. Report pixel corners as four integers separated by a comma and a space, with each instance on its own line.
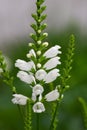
37, 6, 46, 14
30, 34, 37, 42
40, 14, 47, 22
40, 23, 47, 31
39, 33, 48, 40
32, 14, 38, 22
36, 0, 44, 6
31, 23, 37, 32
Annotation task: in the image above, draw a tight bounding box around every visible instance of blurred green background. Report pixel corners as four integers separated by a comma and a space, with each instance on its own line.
0, 25, 87, 130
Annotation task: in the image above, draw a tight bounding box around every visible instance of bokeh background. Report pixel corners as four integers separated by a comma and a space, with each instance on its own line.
0, 0, 87, 130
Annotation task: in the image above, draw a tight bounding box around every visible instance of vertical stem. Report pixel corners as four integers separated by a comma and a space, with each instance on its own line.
49, 101, 59, 130
24, 100, 32, 130
36, 113, 40, 130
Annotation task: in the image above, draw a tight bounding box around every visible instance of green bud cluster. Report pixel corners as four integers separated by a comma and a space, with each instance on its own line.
30, 0, 47, 43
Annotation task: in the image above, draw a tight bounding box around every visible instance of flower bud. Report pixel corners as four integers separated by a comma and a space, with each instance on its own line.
37, 63, 41, 68
37, 51, 41, 56
37, 40, 41, 45
28, 43, 33, 47
43, 33, 48, 37
38, 30, 41, 34
42, 42, 49, 47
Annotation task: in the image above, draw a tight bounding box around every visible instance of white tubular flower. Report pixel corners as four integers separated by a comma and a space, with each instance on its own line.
33, 84, 44, 96
12, 94, 28, 105
45, 89, 59, 102
15, 59, 35, 71
33, 102, 45, 113
35, 69, 47, 81
17, 71, 36, 84
43, 57, 61, 70
44, 69, 60, 83
28, 49, 36, 58
43, 45, 61, 58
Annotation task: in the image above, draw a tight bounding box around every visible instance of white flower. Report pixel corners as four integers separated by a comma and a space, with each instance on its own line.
29, 49, 36, 58
15, 59, 35, 71
35, 69, 47, 81
12, 94, 28, 105
17, 71, 36, 84
43, 45, 61, 58
32, 93, 42, 102
33, 102, 45, 113
45, 89, 59, 102
33, 84, 44, 96
43, 57, 61, 70
44, 69, 60, 83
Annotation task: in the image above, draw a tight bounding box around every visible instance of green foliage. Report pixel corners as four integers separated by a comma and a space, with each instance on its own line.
78, 97, 87, 130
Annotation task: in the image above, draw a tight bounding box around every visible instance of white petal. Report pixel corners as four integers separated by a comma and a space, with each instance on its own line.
43, 57, 61, 70
43, 45, 61, 58
29, 49, 36, 58
32, 93, 37, 102
35, 69, 47, 81
33, 84, 44, 96
44, 69, 60, 83
12, 94, 28, 105
33, 102, 45, 113
17, 71, 36, 84
45, 89, 59, 102
15, 59, 35, 71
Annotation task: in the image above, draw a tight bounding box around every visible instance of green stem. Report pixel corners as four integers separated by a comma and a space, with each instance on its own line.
49, 101, 59, 130
24, 100, 32, 130
36, 113, 40, 130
